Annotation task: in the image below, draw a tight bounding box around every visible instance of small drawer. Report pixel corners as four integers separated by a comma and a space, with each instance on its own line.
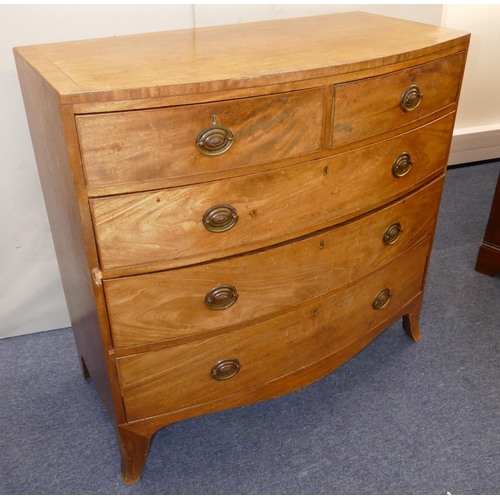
115, 238, 430, 422
76, 88, 325, 189
90, 113, 454, 274
332, 52, 465, 148
105, 175, 444, 349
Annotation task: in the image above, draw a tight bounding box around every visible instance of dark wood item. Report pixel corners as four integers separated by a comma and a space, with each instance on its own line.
475, 171, 500, 276
14, 12, 470, 484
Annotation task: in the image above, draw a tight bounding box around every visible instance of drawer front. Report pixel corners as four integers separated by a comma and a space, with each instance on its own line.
91, 113, 453, 273
332, 52, 464, 148
76, 88, 325, 188
105, 176, 444, 349
116, 238, 430, 422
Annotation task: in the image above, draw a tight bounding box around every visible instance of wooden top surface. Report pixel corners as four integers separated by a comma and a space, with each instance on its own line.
14, 12, 469, 103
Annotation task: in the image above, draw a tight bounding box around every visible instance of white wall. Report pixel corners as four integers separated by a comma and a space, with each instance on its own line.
0, 4, 493, 339
442, 5, 500, 165
193, 4, 442, 26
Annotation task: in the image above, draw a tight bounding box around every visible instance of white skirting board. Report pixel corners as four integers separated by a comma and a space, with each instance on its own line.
448, 124, 500, 166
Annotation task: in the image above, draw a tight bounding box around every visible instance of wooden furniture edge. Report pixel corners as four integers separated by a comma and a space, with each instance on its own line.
475, 171, 500, 277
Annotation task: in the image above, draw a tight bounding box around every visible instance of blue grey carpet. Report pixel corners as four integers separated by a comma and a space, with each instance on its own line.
1, 161, 500, 494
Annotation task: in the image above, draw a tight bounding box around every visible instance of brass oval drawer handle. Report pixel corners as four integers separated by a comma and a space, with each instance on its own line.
400, 84, 423, 112
372, 288, 393, 310
211, 358, 241, 381
205, 285, 239, 310
196, 115, 234, 156
203, 204, 239, 233
392, 152, 413, 178
383, 222, 403, 245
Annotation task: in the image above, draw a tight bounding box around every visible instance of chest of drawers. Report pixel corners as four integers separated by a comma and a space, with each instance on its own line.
14, 12, 469, 484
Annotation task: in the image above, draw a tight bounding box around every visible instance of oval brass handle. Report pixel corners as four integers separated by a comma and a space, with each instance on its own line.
373, 288, 393, 310
205, 285, 239, 310
196, 115, 234, 156
383, 222, 403, 245
203, 204, 238, 233
392, 152, 413, 178
211, 358, 241, 381
401, 84, 423, 112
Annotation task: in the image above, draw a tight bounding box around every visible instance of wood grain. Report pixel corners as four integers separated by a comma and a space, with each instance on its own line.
332, 52, 465, 148
105, 176, 444, 349
116, 238, 430, 422
117, 294, 424, 435
77, 88, 325, 188
14, 13, 469, 103
91, 113, 454, 275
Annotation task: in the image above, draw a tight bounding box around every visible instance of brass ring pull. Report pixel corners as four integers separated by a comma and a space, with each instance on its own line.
392, 152, 413, 178
205, 285, 239, 310
203, 204, 238, 233
196, 115, 234, 156
211, 358, 241, 381
383, 222, 403, 245
401, 84, 423, 112
373, 288, 393, 310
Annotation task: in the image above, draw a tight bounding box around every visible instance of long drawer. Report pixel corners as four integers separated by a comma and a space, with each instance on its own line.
332, 52, 464, 147
105, 176, 444, 349
91, 113, 454, 273
116, 238, 431, 422
76, 88, 326, 189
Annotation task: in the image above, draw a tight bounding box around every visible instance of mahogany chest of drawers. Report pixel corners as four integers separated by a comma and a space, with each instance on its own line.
14, 12, 469, 484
